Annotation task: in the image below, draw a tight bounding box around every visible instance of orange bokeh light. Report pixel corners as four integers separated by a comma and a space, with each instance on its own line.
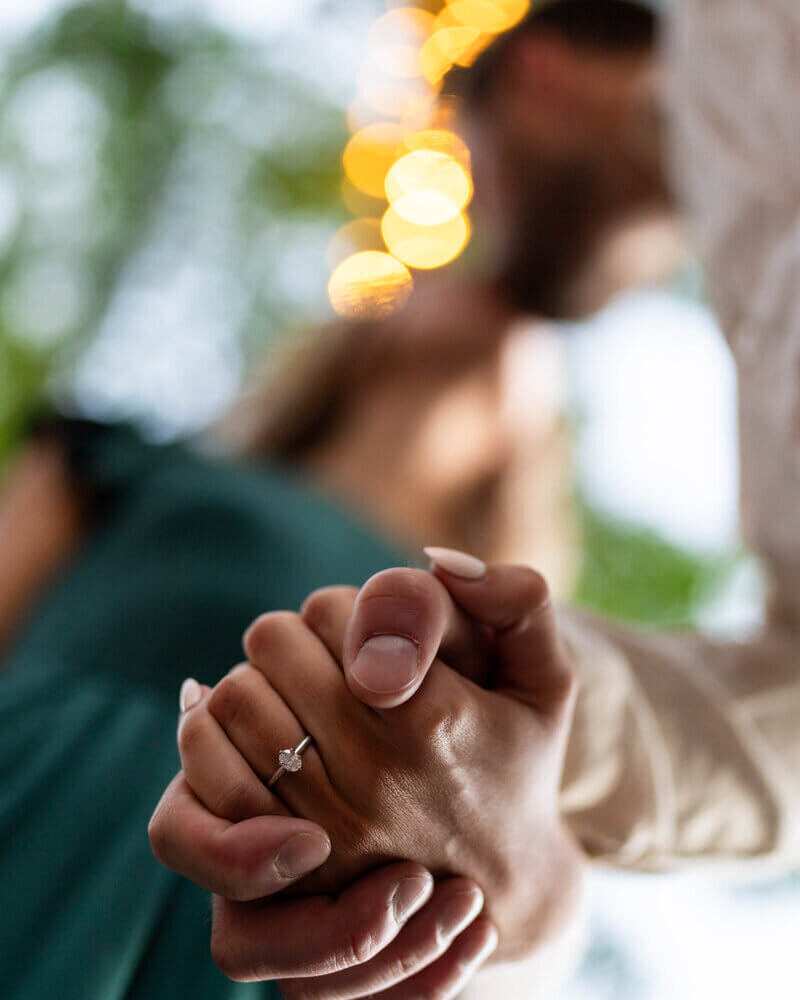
381, 208, 470, 270
343, 123, 407, 199
330, 0, 524, 315
328, 251, 413, 319
385, 149, 472, 224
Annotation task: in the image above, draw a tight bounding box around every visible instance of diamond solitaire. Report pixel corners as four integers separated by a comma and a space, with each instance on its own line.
278, 748, 303, 773
268, 734, 313, 787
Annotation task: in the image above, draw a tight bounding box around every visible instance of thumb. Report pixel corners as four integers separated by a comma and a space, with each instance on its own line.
424, 548, 576, 717
341, 567, 490, 709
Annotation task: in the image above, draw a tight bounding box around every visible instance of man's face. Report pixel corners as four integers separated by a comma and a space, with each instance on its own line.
464, 40, 672, 318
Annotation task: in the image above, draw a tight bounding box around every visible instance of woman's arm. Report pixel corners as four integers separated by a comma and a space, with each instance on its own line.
0, 440, 84, 653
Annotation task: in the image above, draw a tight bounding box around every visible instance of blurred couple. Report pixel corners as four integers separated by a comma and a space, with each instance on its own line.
2, 2, 799, 999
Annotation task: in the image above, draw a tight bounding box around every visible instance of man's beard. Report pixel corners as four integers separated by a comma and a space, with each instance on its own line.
497, 157, 606, 320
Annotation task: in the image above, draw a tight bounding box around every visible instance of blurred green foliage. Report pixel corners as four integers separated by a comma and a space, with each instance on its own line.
0, 0, 353, 467
575, 500, 738, 627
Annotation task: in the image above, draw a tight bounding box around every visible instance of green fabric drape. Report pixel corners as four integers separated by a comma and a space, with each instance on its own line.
0, 423, 403, 1000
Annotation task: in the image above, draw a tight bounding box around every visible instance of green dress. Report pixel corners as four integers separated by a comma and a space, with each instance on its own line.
0, 422, 404, 1000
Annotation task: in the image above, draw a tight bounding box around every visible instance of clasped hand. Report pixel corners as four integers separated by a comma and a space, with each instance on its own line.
149, 557, 584, 998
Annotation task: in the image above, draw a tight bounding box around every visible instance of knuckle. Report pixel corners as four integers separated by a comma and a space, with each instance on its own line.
361, 566, 438, 609
208, 673, 250, 729
412, 685, 475, 754
301, 586, 358, 631
392, 947, 424, 981
515, 567, 550, 613
340, 921, 382, 969
244, 610, 302, 663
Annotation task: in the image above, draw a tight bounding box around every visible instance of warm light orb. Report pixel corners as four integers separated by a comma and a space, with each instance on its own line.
328, 251, 413, 318
390, 191, 461, 226
385, 150, 472, 224
420, 26, 481, 84
330, 0, 523, 303
443, 0, 514, 34
368, 8, 437, 79
352, 72, 436, 124
369, 7, 437, 47
404, 129, 471, 170
381, 208, 470, 270
343, 123, 406, 199
445, 0, 530, 30
493, 0, 531, 28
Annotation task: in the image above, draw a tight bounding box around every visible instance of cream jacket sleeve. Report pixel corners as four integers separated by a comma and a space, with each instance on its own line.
560, 0, 800, 874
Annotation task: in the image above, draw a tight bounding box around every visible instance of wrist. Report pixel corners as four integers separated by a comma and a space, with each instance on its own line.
463, 882, 588, 1000
491, 818, 586, 963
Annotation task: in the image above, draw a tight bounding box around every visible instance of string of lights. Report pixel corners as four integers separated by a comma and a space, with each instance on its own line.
327, 0, 531, 319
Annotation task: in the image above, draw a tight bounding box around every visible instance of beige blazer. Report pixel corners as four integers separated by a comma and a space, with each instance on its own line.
560, 0, 800, 875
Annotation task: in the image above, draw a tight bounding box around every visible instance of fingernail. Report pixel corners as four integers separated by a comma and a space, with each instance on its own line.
179, 678, 202, 712
351, 636, 419, 694
392, 874, 434, 924
424, 547, 487, 580
471, 923, 500, 966
439, 889, 485, 939
274, 832, 332, 879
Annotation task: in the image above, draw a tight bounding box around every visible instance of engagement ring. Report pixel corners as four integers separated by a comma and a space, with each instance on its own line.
268, 734, 313, 788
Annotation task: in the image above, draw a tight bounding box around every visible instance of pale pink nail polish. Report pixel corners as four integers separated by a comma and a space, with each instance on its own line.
179, 678, 202, 712
424, 547, 487, 580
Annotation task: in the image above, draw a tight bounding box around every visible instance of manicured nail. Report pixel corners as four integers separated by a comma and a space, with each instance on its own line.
392, 874, 434, 924
351, 635, 419, 694
179, 678, 202, 712
274, 832, 332, 879
424, 547, 487, 580
439, 889, 485, 939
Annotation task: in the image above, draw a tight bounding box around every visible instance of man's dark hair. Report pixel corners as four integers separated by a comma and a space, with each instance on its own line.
444, 0, 658, 108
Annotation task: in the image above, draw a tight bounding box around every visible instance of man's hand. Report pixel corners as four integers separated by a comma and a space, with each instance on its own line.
295, 550, 584, 960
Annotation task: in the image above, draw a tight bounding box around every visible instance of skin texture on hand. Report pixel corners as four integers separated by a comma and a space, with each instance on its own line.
165, 560, 584, 966
150, 761, 496, 996
301, 563, 584, 961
